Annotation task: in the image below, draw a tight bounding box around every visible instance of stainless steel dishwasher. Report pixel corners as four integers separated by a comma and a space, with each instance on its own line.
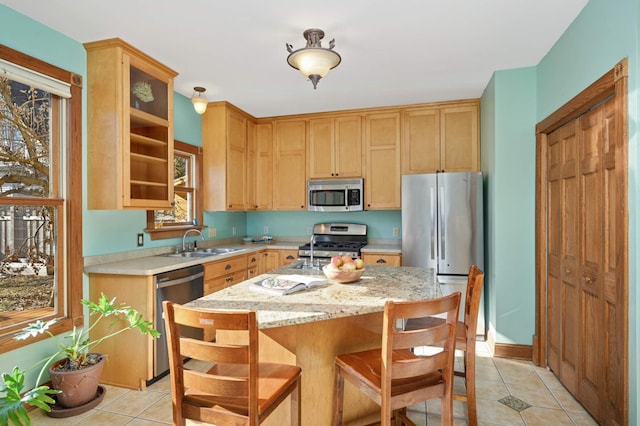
154, 264, 204, 378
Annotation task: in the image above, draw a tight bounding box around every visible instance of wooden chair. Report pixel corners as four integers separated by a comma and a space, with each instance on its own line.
404, 265, 485, 426
332, 293, 461, 426
162, 301, 302, 426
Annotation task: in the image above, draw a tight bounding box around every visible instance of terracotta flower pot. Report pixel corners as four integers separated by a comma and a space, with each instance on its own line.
48, 354, 105, 408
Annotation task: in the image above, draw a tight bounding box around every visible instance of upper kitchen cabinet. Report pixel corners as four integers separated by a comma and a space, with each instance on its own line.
247, 121, 273, 210
364, 112, 401, 209
308, 115, 362, 178
202, 102, 250, 211
402, 101, 479, 174
85, 38, 177, 210
273, 119, 306, 210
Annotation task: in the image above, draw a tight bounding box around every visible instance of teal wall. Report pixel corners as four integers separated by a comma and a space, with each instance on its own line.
537, 0, 638, 422
246, 211, 401, 239
481, 67, 537, 345
481, 0, 639, 421
0, 4, 89, 390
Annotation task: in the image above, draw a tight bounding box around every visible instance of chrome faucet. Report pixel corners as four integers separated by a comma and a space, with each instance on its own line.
309, 234, 317, 267
182, 229, 204, 252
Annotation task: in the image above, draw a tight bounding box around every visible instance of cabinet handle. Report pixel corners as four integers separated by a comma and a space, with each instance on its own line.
251, 257, 256, 262
286, 255, 295, 259
376, 258, 387, 264
225, 264, 231, 270
225, 277, 233, 283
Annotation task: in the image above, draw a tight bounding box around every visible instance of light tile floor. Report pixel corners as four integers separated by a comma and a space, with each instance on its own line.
28, 342, 598, 425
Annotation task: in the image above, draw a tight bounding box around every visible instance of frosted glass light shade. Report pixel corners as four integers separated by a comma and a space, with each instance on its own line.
287, 48, 341, 78
191, 87, 208, 114
191, 96, 207, 114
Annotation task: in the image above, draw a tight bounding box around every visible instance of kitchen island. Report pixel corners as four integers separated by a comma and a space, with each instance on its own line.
188, 263, 440, 426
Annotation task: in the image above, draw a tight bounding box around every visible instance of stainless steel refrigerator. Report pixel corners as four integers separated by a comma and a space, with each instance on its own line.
401, 172, 484, 335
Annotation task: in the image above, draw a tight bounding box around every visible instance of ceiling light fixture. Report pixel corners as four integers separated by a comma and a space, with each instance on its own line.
286, 28, 341, 89
191, 86, 208, 114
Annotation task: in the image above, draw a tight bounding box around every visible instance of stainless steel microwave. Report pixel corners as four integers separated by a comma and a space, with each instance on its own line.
308, 178, 364, 212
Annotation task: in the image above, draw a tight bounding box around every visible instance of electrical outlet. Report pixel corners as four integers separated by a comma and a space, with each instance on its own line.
392, 227, 399, 237
307, 227, 312, 235
232, 226, 236, 236
137, 233, 144, 247
263, 226, 269, 234
209, 228, 217, 238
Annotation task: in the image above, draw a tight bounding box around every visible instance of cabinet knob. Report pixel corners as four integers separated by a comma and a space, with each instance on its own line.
225, 277, 233, 283
251, 257, 256, 262
286, 255, 294, 259
225, 264, 231, 270
376, 258, 387, 264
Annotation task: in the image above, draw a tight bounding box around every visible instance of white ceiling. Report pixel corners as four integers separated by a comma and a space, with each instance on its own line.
2, 0, 588, 118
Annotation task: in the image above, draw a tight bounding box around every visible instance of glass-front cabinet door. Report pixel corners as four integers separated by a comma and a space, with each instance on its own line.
85, 38, 177, 210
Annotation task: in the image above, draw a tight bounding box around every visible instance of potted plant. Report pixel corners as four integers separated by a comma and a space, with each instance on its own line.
0, 293, 160, 425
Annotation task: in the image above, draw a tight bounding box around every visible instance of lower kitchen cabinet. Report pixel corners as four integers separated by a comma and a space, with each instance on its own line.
261, 250, 280, 272
247, 252, 261, 278
88, 273, 155, 389
362, 253, 402, 266
280, 249, 299, 265
203, 255, 248, 295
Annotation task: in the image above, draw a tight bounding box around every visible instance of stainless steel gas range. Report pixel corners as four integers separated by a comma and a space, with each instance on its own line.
298, 223, 368, 267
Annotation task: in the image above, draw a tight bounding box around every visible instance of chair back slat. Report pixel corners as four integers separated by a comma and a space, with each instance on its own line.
394, 323, 451, 350
180, 337, 250, 364
172, 303, 252, 331
182, 404, 249, 426
183, 368, 249, 397
391, 350, 448, 380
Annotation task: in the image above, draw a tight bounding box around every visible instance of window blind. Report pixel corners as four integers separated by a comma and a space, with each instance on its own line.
0, 58, 71, 98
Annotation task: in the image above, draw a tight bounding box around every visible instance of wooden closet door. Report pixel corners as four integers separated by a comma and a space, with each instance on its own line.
578, 98, 623, 423
546, 120, 580, 395
546, 96, 625, 425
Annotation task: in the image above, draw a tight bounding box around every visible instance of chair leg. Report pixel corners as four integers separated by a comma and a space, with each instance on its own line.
291, 376, 301, 426
333, 367, 345, 426
465, 343, 477, 426
440, 393, 453, 426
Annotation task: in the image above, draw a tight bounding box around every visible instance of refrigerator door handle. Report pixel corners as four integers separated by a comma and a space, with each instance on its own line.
439, 186, 445, 261
430, 186, 436, 260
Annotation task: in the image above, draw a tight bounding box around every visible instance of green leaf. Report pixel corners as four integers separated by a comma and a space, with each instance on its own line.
0, 368, 58, 426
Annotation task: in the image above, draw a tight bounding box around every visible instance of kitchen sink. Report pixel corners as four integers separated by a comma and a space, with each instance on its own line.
196, 248, 245, 255
160, 247, 246, 258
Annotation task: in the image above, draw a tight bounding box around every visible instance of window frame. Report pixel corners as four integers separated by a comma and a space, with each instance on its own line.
0, 44, 83, 353
145, 141, 203, 240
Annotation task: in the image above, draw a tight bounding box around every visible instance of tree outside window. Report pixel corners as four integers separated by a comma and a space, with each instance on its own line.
0, 44, 82, 351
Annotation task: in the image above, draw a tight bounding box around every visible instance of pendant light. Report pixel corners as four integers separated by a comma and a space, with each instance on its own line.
191, 86, 208, 114
286, 28, 341, 89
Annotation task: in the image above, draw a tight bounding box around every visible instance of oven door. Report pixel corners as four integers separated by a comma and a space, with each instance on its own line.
308, 179, 363, 212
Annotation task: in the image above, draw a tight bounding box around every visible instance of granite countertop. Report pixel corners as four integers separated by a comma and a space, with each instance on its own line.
188, 264, 439, 329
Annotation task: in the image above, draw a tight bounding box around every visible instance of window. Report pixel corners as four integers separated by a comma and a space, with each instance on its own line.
146, 141, 202, 239
0, 44, 82, 353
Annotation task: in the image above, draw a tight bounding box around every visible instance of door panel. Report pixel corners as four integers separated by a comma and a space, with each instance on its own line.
546, 95, 625, 425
